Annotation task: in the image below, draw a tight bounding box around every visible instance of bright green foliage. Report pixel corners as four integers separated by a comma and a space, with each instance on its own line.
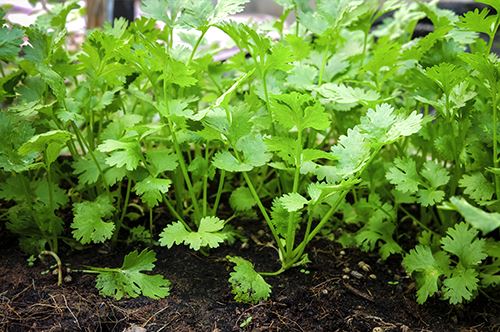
441, 223, 487, 267
98, 139, 143, 171
449, 197, 500, 235
229, 187, 256, 211
1, 0, 499, 308
459, 173, 495, 205
134, 176, 172, 207
404, 222, 492, 304
159, 217, 228, 250
0, 26, 23, 60
93, 249, 171, 300
387, 159, 449, 206
403, 245, 449, 304
227, 256, 271, 303
278, 193, 308, 212
72, 196, 116, 244
18, 130, 73, 166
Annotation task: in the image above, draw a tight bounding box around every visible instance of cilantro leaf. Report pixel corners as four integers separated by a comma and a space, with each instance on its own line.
134, 176, 172, 207
98, 139, 143, 171
316, 83, 380, 106
0, 26, 23, 60
278, 192, 308, 212
18, 130, 73, 166
71, 195, 115, 244
441, 222, 487, 267
386, 157, 420, 193
227, 256, 271, 304
442, 268, 479, 304
73, 152, 107, 185
459, 173, 495, 205
450, 197, 500, 235
159, 217, 228, 250
94, 249, 170, 300
403, 245, 449, 304
229, 187, 256, 211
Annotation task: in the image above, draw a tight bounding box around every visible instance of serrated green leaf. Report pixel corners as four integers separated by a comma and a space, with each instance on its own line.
386, 157, 420, 193
227, 256, 271, 304
94, 249, 170, 300
71, 196, 115, 244
441, 222, 487, 267
229, 187, 256, 211
134, 176, 172, 207
442, 268, 479, 304
159, 217, 228, 250
403, 245, 449, 304
459, 173, 495, 205
278, 192, 308, 212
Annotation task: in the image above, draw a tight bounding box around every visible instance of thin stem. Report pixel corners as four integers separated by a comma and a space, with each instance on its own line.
202, 147, 209, 217
162, 196, 192, 232
493, 91, 500, 198
285, 130, 302, 256
39, 251, 62, 286
400, 205, 439, 237
188, 28, 208, 64
113, 179, 132, 244
318, 51, 328, 85
303, 191, 346, 244
259, 267, 286, 276
212, 170, 226, 216
242, 171, 286, 255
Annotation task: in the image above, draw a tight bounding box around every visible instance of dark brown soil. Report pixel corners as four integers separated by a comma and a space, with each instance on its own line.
0, 222, 499, 332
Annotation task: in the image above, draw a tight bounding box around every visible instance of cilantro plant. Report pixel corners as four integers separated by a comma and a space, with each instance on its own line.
0, 0, 499, 305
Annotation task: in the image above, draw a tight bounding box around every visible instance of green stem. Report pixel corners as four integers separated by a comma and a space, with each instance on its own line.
285, 130, 302, 256
318, 51, 328, 85
188, 28, 208, 64
303, 191, 346, 245
162, 196, 192, 232
113, 179, 131, 244
259, 267, 286, 276
493, 91, 499, 197
202, 147, 209, 217
212, 170, 226, 216
400, 205, 439, 237
39, 250, 62, 286
242, 171, 286, 256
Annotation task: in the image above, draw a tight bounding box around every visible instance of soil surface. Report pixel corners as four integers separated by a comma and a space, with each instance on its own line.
0, 221, 498, 332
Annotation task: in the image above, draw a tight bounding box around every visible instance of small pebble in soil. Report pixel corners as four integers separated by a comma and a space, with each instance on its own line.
342, 274, 350, 280
350, 270, 364, 279
342, 267, 351, 273
321, 289, 328, 295
64, 275, 72, 283
372, 327, 384, 332
358, 261, 371, 272
339, 250, 346, 256
369, 274, 377, 280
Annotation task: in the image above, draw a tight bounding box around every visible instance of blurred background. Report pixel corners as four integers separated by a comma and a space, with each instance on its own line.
0, 0, 497, 51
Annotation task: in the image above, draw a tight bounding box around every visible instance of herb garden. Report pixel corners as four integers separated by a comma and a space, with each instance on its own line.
1, 0, 499, 330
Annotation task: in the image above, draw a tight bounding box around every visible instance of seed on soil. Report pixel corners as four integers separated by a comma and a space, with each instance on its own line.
372, 327, 384, 332
342, 267, 351, 273
369, 274, 377, 280
350, 270, 363, 279
64, 275, 72, 283
321, 289, 328, 295
339, 250, 346, 256
342, 274, 350, 280
358, 261, 371, 272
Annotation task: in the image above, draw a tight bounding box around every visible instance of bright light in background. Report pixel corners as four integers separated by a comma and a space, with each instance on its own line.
0, 0, 86, 32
